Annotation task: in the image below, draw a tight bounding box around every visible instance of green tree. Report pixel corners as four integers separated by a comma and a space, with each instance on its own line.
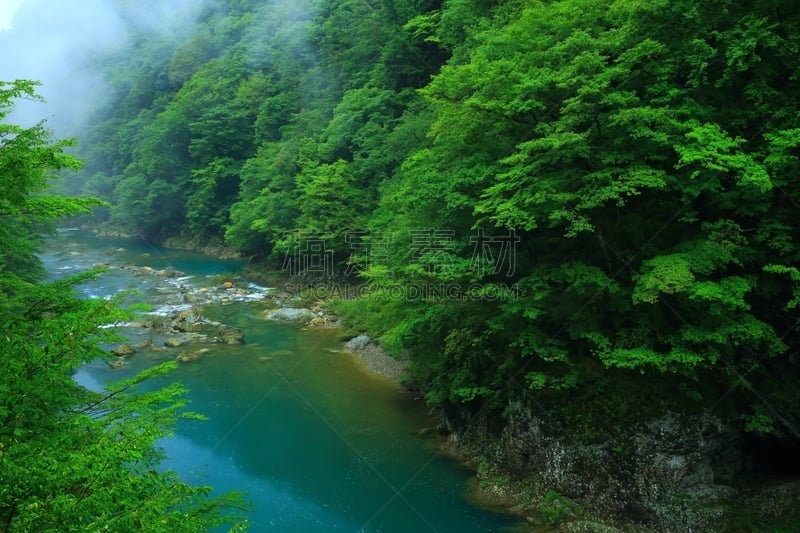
294, 159, 370, 252
375, 0, 799, 433
0, 81, 95, 281
0, 80, 248, 532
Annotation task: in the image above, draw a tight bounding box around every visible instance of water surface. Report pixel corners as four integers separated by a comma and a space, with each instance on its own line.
43, 230, 526, 532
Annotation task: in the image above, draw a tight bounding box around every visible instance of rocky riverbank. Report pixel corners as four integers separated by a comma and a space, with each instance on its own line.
343, 335, 407, 384
102, 259, 410, 384
438, 401, 800, 532
104, 265, 250, 367
87, 231, 800, 532
160, 235, 242, 260
261, 302, 408, 384
90, 228, 242, 260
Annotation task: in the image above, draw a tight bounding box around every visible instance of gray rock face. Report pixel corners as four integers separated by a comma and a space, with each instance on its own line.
448, 402, 741, 531
264, 308, 317, 322
631, 411, 738, 530
345, 335, 372, 352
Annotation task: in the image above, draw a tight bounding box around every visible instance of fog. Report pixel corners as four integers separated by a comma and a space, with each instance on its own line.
0, 0, 213, 137
0, 1, 26, 30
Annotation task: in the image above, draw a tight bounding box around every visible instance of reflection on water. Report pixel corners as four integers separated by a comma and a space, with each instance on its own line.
49, 230, 527, 532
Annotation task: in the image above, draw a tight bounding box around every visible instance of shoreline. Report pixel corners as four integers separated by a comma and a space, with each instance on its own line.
339, 334, 407, 384
88, 224, 409, 384
95, 229, 546, 527
88, 227, 243, 260
81, 228, 630, 530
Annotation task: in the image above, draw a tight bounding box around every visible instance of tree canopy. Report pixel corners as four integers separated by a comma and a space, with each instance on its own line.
42, 0, 800, 525
51, 0, 800, 436
0, 79, 247, 532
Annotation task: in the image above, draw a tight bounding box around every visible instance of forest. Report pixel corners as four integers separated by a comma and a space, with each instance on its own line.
0, 79, 249, 531
4, 0, 800, 530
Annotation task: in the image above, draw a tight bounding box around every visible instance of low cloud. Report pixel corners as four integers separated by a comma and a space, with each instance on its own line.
0, 0, 212, 136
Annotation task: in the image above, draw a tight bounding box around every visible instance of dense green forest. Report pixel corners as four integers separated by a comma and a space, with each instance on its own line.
41, 0, 800, 528
0, 80, 247, 531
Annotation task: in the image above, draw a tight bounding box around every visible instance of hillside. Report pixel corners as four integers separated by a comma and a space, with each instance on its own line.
12, 0, 800, 529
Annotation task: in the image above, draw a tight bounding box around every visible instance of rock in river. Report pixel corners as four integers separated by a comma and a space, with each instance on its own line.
164, 336, 188, 348
111, 343, 135, 357
263, 307, 316, 322
215, 325, 245, 344
176, 348, 210, 363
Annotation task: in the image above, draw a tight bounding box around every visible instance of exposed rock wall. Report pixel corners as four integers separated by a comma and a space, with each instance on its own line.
446, 401, 742, 531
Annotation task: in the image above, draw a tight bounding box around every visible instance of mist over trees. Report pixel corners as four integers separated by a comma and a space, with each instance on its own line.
3, 0, 800, 528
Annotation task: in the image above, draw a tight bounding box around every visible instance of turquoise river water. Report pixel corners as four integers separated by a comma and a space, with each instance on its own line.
41, 230, 529, 533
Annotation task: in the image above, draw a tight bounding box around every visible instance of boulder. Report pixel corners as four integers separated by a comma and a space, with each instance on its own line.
176, 348, 209, 363
215, 325, 245, 344
164, 337, 188, 348
156, 267, 185, 277
264, 308, 317, 322
345, 335, 371, 352
111, 343, 135, 357
135, 339, 154, 350
174, 321, 195, 332
173, 309, 202, 332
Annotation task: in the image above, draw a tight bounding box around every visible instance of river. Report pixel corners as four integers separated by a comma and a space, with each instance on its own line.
41, 229, 528, 533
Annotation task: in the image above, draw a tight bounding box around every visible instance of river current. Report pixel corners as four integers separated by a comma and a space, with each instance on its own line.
41, 229, 526, 533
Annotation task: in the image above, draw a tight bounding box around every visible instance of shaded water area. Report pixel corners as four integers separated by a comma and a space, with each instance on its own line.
42, 230, 528, 532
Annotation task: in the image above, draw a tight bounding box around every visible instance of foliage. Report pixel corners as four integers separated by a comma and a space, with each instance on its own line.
0, 80, 102, 281
46, 0, 800, 482
536, 490, 583, 527
365, 0, 800, 434
0, 80, 247, 532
